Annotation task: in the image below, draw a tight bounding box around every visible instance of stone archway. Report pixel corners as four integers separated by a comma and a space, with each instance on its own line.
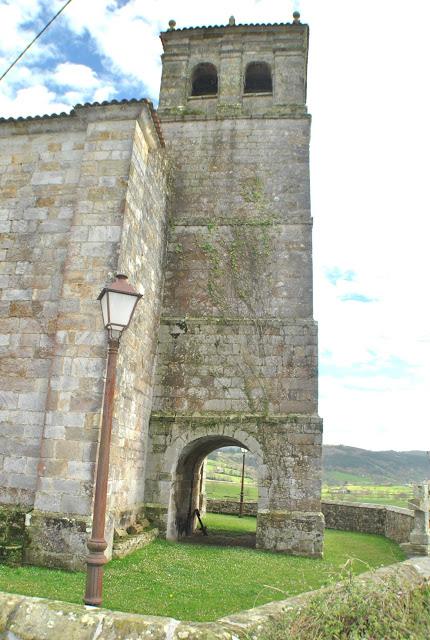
166, 435, 261, 541
144, 415, 324, 556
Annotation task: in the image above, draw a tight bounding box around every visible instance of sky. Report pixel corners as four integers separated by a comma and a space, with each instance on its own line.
0, 0, 429, 451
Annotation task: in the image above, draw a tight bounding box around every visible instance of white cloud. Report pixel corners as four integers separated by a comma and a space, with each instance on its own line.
0, 0, 40, 54
0, 84, 70, 117
52, 62, 100, 90
0, 0, 60, 66
93, 85, 116, 103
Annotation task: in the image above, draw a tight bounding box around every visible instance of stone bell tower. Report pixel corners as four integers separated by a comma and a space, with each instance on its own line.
144, 14, 324, 556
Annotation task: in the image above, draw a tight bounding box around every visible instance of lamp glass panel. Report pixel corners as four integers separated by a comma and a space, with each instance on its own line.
108, 291, 138, 329
100, 291, 109, 328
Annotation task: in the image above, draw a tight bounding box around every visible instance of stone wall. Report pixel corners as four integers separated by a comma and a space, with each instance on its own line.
152, 318, 317, 416
0, 101, 168, 568
207, 499, 258, 516
322, 501, 414, 544
206, 499, 414, 544
0, 121, 86, 508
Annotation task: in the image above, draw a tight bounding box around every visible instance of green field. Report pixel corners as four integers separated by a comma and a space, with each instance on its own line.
207, 471, 413, 509
322, 484, 413, 508
0, 514, 405, 621
206, 479, 258, 500
205, 453, 415, 508
206, 459, 255, 482
205, 457, 257, 500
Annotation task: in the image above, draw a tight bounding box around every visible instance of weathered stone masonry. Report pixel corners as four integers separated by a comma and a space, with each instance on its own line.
0, 102, 168, 568
0, 19, 324, 566
144, 22, 324, 556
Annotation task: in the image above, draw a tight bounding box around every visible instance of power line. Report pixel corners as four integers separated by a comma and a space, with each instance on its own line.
0, 0, 74, 83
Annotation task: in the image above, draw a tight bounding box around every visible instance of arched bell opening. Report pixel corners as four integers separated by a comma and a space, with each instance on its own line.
190, 62, 218, 97
244, 61, 273, 94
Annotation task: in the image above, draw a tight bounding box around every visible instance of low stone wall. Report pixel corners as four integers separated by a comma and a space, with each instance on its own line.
0, 558, 429, 639
385, 506, 415, 544
206, 499, 414, 544
207, 499, 257, 516
322, 501, 414, 544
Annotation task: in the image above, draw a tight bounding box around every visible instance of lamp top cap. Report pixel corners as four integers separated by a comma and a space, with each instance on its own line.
97, 274, 142, 299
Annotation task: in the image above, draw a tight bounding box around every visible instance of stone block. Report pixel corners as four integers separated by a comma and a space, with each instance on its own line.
88, 225, 122, 242
3, 457, 27, 474
112, 527, 159, 559
54, 439, 83, 460
17, 392, 46, 411
256, 510, 324, 557
67, 460, 94, 481
25, 510, 91, 570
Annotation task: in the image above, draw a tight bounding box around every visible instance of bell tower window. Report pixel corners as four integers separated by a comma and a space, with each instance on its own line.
244, 62, 272, 94
191, 63, 218, 97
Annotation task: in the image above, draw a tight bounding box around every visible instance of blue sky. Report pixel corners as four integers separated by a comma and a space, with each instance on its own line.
1, 0, 429, 450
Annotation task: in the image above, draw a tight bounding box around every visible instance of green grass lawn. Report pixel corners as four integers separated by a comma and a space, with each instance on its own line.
205, 512, 256, 534
0, 514, 405, 622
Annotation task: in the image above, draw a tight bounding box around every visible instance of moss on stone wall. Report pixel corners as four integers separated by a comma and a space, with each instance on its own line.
0, 506, 28, 566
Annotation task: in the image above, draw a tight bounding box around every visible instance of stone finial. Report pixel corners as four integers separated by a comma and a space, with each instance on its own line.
229, 16, 236, 26
293, 11, 301, 24
168, 19, 176, 31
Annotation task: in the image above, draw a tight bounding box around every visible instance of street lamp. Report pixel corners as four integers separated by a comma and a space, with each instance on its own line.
239, 447, 246, 518
84, 274, 142, 607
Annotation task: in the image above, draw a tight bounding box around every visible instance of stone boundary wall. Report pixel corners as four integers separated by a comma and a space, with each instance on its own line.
322, 500, 414, 544
0, 557, 429, 639
206, 499, 414, 543
207, 499, 258, 516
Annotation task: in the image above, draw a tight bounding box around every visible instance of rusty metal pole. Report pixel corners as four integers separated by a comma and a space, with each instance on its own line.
239, 450, 246, 518
84, 336, 119, 606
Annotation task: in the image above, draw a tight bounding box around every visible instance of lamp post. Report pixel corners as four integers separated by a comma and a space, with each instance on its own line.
239, 448, 246, 518
84, 274, 142, 607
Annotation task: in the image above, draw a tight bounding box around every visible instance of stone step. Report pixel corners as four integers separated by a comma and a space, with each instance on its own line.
0, 543, 23, 566
112, 528, 159, 559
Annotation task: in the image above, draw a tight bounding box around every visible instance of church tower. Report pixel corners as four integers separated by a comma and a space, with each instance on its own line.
145, 14, 324, 556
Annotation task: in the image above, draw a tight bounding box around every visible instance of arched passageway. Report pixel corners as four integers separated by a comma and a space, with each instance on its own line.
144, 416, 324, 557
166, 435, 261, 542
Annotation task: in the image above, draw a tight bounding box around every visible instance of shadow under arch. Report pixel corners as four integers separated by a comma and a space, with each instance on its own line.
166, 433, 264, 542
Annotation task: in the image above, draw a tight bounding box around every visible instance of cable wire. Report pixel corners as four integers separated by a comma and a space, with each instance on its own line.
0, 0, 74, 83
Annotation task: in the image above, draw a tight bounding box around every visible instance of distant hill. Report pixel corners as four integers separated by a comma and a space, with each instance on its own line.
208, 445, 430, 486
323, 445, 430, 485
